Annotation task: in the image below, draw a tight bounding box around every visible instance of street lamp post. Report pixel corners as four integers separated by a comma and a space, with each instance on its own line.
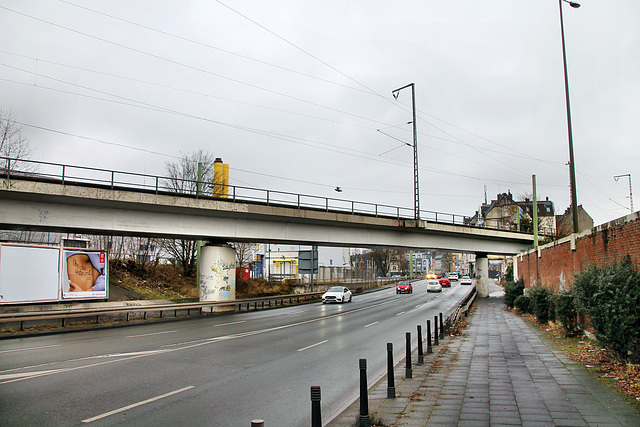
392, 83, 419, 220
559, 0, 580, 233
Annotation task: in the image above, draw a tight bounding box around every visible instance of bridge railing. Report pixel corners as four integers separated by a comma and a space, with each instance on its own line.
2, 157, 479, 227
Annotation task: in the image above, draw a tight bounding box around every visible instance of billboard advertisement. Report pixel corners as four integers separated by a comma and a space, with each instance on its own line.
0, 244, 108, 304
0, 244, 60, 304
62, 249, 108, 299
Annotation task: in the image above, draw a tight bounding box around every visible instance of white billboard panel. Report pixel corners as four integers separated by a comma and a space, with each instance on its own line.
0, 245, 60, 303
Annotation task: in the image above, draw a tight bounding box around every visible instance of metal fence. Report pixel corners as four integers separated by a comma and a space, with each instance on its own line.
2, 156, 475, 225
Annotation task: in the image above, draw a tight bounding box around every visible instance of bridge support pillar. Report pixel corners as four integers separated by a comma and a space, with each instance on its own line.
476, 253, 489, 298
199, 244, 236, 310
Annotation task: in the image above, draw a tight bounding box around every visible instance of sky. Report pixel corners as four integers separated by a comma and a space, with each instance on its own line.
1, 0, 639, 228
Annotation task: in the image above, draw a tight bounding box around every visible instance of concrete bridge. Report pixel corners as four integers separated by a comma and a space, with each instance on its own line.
0, 175, 533, 296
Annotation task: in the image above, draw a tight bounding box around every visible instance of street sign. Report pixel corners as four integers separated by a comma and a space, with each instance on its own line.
298, 249, 318, 274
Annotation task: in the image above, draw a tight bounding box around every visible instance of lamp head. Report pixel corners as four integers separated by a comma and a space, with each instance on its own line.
563, 0, 581, 8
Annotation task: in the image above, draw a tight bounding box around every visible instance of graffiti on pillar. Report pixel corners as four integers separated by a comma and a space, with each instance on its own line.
200, 260, 235, 300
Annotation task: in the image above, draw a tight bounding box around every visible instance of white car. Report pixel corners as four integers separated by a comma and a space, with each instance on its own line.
460, 276, 473, 285
426, 279, 442, 293
322, 286, 352, 303
447, 273, 459, 281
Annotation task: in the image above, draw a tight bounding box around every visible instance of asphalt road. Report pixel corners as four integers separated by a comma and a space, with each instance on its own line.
0, 279, 474, 426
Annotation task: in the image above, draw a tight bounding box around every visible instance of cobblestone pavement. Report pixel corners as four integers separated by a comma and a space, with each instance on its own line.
328, 295, 640, 427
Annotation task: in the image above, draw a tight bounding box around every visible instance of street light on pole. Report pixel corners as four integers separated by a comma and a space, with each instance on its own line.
558, 0, 581, 233
392, 83, 419, 220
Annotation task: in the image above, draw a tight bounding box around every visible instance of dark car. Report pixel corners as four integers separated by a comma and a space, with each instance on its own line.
396, 281, 413, 294
439, 278, 451, 287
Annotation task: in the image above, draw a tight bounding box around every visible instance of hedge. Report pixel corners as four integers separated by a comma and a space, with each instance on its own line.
572, 257, 640, 361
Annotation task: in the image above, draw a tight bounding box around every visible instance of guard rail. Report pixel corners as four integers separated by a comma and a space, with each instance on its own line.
0, 292, 323, 331
443, 285, 477, 332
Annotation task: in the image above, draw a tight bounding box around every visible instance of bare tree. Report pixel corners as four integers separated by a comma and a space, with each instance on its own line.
230, 242, 258, 268
369, 248, 394, 277
164, 149, 216, 195
0, 109, 37, 173
164, 238, 199, 276
443, 252, 457, 273
162, 150, 217, 276
397, 251, 410, 275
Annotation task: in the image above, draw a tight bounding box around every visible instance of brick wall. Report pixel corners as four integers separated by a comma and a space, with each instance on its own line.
515, 212, 640, 291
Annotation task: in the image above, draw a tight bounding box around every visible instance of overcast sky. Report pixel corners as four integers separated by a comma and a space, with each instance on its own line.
1, 0, 638, 227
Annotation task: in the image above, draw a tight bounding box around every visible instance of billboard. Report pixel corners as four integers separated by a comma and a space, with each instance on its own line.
0, 244, 108, 304
0, 244, 60, 303
62, 249, 108, 299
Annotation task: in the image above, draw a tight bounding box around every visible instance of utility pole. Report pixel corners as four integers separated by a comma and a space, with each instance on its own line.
559, 0, 581, 234
392, 83, 419, 220
196, 162, 203, 289
532, 175, 539, 248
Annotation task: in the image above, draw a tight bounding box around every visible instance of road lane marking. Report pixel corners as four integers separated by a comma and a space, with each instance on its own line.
0, 369, 64, 381
215, 321, 246, 327
81, 386, 194, 423
297, 340, 328, 352
364, 322, 378, 328
0, 344, 61, 354
0, 349, 171, 384
2, 294, 447, 384
284, 311, 304, 315
396, 311, 405, 316
125, 330, 177, 338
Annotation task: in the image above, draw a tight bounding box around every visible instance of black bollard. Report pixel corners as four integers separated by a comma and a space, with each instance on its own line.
387, 343, 395, 398
417, 325, 424, 364
434, 315, 439, 346
426, 320, 433, 354
440, 312, 445, 339
251, 420, 264, 427
311, 386, 321, 427
405, 332, 412, 379
359, 359, 370, 427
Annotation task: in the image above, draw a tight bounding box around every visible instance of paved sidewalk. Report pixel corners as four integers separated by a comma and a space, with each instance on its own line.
328, 296, 640, 426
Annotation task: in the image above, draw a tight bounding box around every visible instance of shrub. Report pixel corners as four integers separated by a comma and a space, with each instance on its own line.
572, 257, 640, 361
504, 279, 525, 308
501, 263, 514, 287
514, 294, 531, 314
528, 285, 554, 324
554, 290, 579, 336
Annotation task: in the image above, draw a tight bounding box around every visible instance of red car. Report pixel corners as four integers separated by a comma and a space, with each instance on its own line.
396, 281, 413, 294
439, 278, 451, 287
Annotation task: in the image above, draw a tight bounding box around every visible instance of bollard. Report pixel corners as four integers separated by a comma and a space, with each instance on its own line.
359, 359, 370, 427
417, 325, 424, 364
387, 343, 395, 398
440, 312, 445, 339
251, 420, 264, 427
434, 315, 439, 346
310, 386, 321, 427
426, 319, 433, 354
405, 332, 412, 379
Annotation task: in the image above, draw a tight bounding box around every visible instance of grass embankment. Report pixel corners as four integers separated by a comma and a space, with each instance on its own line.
109, 261, 299, 300
109, 261, 198, 300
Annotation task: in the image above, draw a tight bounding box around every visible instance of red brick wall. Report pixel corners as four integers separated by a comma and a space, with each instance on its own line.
516, 212, 640, 291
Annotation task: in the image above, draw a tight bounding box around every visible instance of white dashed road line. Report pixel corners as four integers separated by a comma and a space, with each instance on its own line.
81, 386, 194, 423
297, 340, 328, 352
